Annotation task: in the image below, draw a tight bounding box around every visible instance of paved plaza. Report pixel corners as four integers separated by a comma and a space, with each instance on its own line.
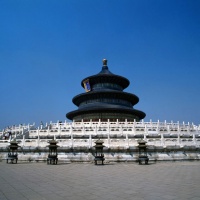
0, 160, 200, 200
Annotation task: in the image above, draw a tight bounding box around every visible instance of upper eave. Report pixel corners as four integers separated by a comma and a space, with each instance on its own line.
81, 74, 130, 89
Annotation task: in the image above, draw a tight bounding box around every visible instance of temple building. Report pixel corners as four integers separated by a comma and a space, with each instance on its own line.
66, 59, 145, 122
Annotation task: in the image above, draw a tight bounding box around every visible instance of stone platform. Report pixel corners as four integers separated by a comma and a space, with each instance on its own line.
0, 160, 200, 200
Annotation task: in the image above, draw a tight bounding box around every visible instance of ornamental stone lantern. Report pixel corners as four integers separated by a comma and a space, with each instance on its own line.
137, 139, 149, 165
93, 139, 105, 165
7, 139, 20, 164
47, 140, 59, 165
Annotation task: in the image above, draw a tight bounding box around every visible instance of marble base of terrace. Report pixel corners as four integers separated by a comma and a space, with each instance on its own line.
0, 146, 199, 163
0, 120, 200, 162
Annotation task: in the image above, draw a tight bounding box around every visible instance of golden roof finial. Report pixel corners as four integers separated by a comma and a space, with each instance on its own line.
102, 59, 107, 66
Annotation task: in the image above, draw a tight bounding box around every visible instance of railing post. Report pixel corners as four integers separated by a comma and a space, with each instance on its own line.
37, 135, 40, 147
167, 125, 170, 134
144, 125, 147, 141
58, 124, 61, 137
89, 133, 92, 148
161, 133, 165, 147
126, 132, 129, 149
193, 133, 196, 146
22, 135, 25, 146
177, 127, 181, 146
107, 125, 110, 148
82, 125, 85, 135
70, 125, 73, 148
142, 119, 144, 126
47, 125, 50, 136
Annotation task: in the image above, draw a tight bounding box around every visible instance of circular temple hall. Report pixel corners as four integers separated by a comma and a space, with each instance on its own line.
66, 59, 146, 122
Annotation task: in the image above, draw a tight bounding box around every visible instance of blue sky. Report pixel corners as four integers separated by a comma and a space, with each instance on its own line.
0, 0, 200, 129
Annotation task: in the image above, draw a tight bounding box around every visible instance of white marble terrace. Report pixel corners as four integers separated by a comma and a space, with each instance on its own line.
0, 119, 200, 149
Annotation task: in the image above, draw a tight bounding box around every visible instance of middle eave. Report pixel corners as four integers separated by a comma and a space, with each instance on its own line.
72, 90, 139, 106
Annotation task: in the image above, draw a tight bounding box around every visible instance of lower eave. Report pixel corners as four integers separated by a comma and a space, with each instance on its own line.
66, 107, 146, 120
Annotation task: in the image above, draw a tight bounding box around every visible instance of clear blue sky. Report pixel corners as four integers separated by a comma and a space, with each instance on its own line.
0, 0, 200, 129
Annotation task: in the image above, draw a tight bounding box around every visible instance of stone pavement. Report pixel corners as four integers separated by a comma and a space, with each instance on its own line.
0, 160, 200, 200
